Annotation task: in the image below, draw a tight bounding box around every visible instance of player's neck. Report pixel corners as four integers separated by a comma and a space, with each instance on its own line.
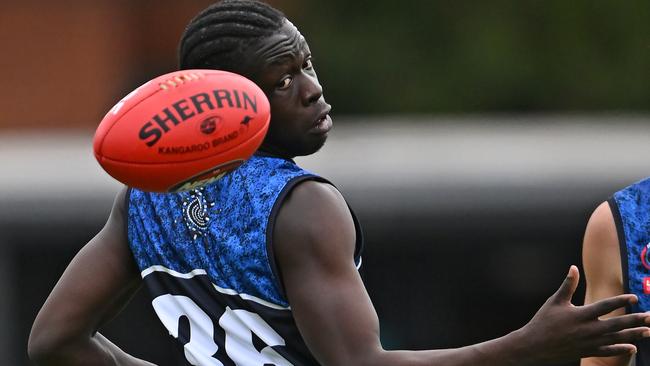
256, 144, 294, 160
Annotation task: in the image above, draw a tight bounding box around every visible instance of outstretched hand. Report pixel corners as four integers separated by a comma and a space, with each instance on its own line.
519, 265, 650, 365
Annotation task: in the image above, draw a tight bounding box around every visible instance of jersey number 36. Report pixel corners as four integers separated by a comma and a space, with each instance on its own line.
152, 294, 292, 366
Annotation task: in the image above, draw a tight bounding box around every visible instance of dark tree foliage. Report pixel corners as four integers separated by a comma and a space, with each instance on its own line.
284, 0, 650, 114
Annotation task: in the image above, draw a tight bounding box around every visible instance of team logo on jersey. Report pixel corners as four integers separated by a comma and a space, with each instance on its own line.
640, 243, 650, 270
182, 187, 215, 240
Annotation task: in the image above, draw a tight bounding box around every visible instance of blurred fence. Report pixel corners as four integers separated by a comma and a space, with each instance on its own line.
3, 115, 650, 365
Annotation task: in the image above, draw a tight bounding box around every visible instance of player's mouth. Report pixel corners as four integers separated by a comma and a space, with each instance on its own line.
310, 106, 332, 135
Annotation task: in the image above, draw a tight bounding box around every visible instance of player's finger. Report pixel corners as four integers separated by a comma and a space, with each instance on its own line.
552, 265, 579, 303
581, 294, 638, 319
592, 327, 650, 347
585, 344, 637, 358
596, 312, 650, 334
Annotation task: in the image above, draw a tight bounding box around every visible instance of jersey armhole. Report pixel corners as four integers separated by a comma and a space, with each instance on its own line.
265, 175, 365, 300
607, 196, 630, 312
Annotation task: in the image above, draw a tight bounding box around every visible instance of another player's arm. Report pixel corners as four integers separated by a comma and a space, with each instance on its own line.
28, 188, 156, 366
581, 201, 634, 366
274, 181, 650, 366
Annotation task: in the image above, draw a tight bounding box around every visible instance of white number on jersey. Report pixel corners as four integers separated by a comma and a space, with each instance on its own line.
152, 294, 292, 366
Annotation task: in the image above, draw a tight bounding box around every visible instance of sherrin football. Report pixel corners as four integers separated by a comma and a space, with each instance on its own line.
94, 69, 270, 192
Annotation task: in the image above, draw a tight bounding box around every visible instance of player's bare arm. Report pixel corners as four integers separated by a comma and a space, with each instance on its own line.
28, 188, 156, 366
581, 201, 634, 366
274, 181, 650, 366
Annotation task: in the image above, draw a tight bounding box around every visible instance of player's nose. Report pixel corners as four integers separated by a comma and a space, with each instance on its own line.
301, 73, 323, 106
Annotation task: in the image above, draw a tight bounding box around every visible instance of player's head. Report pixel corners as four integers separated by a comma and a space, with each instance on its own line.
179, 0, 331, 158
179, 0, 285, 73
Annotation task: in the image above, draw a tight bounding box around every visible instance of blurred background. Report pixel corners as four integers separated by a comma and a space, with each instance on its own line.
2, 0, 650, 365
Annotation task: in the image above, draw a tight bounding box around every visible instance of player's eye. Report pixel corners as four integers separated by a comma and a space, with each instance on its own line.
277, 76, 292, 90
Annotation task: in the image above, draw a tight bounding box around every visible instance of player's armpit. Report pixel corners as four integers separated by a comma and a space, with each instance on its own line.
581, 201, 631, 366
28, 187, 155, 366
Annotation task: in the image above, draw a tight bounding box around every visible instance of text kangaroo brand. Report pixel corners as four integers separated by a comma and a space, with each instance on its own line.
139, 88, 258, 147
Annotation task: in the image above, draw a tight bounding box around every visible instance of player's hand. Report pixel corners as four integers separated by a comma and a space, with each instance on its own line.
518, 265, 650, 365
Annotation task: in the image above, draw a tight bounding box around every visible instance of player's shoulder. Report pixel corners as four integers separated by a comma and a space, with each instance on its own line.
112, 186, 130, 214
583, 201, 619, 253
288, 179, 344, 205
274, 180, 356, 260
583, 178, 650, 260
588, 201, 615, 228
281, 180, 351, 231
104, 186, 130, 233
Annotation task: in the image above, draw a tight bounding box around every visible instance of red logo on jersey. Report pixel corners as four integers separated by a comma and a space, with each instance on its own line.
643, 277, 650, 294
641, 243, 650, 270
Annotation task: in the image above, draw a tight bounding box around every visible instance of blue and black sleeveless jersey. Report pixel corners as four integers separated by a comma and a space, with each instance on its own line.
126, 154, 363, 366
609, 177, 650, 365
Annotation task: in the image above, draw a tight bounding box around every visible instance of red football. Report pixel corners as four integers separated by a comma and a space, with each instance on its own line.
93, 69, 270, 192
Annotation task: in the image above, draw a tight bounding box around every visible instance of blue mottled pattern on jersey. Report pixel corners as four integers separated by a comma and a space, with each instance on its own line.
612, 177, 650, 313
127, 155, 315, 307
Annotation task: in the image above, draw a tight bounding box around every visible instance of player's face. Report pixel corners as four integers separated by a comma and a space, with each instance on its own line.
244, 20, 332, 158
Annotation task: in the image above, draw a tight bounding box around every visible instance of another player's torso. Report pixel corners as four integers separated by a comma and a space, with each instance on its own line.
126, 154, 363, 366
610, 177, 650, 366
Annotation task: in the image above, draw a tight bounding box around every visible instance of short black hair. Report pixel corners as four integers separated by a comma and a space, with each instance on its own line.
179, 0, 285, 73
